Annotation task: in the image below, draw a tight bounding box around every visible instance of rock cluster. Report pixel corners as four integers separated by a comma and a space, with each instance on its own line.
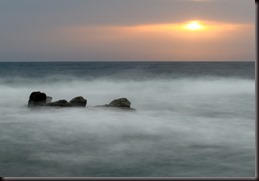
27, 91, 135, 110
28, 91, 87, 108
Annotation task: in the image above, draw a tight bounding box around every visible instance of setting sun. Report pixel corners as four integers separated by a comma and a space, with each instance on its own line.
183, 21, 204, 31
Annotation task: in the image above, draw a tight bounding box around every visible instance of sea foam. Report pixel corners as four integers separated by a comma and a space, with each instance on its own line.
0, 68, 255, 177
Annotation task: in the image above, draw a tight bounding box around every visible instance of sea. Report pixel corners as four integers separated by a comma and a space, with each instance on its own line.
0, 61, 255, 177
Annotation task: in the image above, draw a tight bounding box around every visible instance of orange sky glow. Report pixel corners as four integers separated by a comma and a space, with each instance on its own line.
48, 20, 254, 61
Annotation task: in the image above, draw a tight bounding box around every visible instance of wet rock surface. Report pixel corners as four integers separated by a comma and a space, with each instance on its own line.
108, 98, 131, 108
69, 96, 87, 107
28, 91, 47, 107
47, 99, 72, 107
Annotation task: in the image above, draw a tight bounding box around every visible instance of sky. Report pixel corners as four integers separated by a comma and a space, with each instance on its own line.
0, 0, 255, 61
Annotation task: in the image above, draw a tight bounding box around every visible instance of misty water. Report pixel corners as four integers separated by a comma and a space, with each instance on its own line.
0, 62, 255, 177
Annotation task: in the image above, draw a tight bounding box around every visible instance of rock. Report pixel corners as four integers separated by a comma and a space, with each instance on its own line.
28, 91, 47, 107
108, 98, 131, 108
95, 98, 136, 111
47, 100, 72, 107
69, 96, 87, 107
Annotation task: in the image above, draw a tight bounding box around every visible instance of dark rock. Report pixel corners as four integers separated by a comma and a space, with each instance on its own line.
108, 98, 131, 108
95, 98, 135, 111
47, 100, 72, 107
69, 96, 87, 107
28, 91, 47, 107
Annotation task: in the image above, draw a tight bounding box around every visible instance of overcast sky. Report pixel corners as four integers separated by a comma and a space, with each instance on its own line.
0, 0, 255, 61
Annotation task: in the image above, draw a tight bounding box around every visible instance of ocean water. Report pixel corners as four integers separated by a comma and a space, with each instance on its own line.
0, 61, 255, 177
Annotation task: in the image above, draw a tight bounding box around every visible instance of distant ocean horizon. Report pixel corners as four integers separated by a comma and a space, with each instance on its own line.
0, 61, 255, 177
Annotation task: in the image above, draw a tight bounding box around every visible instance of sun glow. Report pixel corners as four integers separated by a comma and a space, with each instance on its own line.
183, 21, 204, 31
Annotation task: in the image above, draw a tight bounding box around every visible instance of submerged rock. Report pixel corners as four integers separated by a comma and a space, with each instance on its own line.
69, 96, 87, 107
28, 91, 47, 107
47, 100, 72, 107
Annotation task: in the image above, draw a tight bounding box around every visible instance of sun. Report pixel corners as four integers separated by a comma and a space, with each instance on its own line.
183, 21, 204, 31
